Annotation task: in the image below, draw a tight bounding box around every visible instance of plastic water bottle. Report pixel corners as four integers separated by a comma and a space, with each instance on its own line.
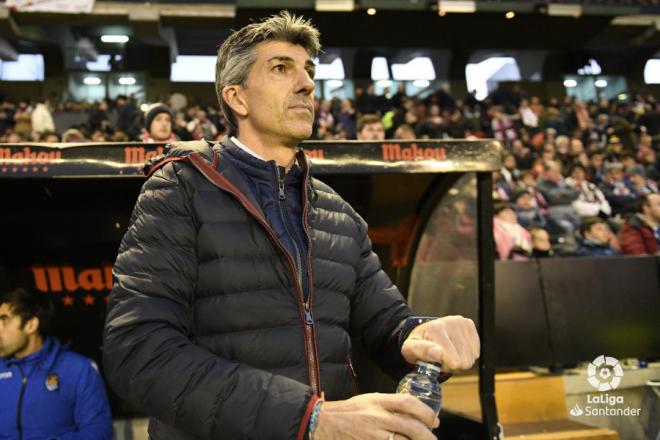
396, 361, 442, 416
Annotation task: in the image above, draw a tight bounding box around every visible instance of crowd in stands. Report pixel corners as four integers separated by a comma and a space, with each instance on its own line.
0, 83, 658, 259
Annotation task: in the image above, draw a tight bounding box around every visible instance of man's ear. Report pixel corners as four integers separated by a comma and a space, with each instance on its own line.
23, 316, 40, 336
222, 85, 248, 119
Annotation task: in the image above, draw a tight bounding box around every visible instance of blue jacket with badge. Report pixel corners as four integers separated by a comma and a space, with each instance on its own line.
0, 337, 113, 440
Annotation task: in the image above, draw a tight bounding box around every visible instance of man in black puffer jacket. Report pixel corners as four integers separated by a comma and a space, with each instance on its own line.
103, 11, 480, 440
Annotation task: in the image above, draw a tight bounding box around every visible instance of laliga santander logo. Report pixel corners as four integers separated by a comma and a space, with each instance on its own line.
587, 355, 623, 391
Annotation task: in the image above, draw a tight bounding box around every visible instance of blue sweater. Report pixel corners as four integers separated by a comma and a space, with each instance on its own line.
0, 337, 112, 440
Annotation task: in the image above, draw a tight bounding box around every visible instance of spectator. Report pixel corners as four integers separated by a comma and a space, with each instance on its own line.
493, 203, 532, 260
513, 190, 547, 229
115, 95, 139, 140
519, 98, 538, 128
0, 289, 113, 439
393, 123, 416, 140
142, 103, 177, 143
619, 193, 660, 255
529, 227, 553, 258
30, 98, 55, 136
536, 160, 581, 235
415, 104, 445, 139
337, 98, 357, 139
576, 217, 620, 257
565, 164, 611, 218
356, 114, 385, 141
501, 153, 519, 188
599, 162, 637, 216
186, 110, 218, 140
627, 165, 658, 196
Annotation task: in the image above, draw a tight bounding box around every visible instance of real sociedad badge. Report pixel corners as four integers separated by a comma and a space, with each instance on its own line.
45, 373, 59, 392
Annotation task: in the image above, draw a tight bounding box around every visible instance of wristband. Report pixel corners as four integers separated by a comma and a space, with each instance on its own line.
308, 400, 323, 440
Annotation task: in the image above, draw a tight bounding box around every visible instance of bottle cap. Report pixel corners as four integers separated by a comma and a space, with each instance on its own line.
416, 361, 442, 373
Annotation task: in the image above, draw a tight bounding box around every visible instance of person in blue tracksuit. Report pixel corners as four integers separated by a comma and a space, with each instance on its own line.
0, 288, 112, 440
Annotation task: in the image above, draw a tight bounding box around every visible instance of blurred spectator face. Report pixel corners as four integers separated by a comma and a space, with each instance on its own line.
591, 153, 605, 169
570, 166, 586, 182
606, 168, 624, 182
515, 192, 534, 210
584, 221, 610, 245
196, 111, 207, 122
570, 139, 584, 156
7, 133, 22, 143
643, 194, 660, 222
503, 154, 516, 171
622, 156, 636, 172
150, 113, 173, 141
394, 125, 416, 140
228, 41, 315, 143
340, 99, 353, 113
531, 229, 551, 252
630, 173, 646, 186
495, 207, 517, 224
90, 130, 106, 142
521, 173, 536, 188
320, 100, 331, 113
555, 136, 569, 155
44, 133, 59, 143
511, 139, 524, 153
544, 161, 562, 182
357, 122, 385, 141
404, 111, 417, 125
641, 149, 656, 165
542, 144, 555, 162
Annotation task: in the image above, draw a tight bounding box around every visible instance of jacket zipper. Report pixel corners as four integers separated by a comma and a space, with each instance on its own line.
277, 166, 320, 394
16, 365, 26, 440
347, 355, 358, 395
189, 152, 321, 395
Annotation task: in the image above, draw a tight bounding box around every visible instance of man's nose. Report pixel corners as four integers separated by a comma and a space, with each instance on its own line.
295, 68, 315, 95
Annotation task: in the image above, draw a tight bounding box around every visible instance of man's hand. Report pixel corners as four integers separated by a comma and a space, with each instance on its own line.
401, 315, 480, 370
314, 393, 439, 440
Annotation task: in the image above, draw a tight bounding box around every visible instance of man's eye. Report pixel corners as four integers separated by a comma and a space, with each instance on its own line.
274, 65, 286, 72
307, 70, 316, 79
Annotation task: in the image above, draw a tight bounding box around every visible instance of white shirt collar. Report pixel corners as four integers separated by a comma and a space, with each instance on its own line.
230, 136, 265, 161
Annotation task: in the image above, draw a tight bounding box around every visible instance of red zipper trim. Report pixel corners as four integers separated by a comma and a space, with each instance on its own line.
298, 148, 322, 395
144, 156, 187, 178
188, 151, 321, 395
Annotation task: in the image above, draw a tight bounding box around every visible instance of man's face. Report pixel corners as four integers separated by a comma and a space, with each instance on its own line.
585, 222, 610, 245
607, 169, 624, 182
150, 113, 172, 141
0, 304, 30, 359
571, 167, 585, 182
515, 193, 533, 210
357, 122, 385, 141
234, 40, 316, 145
644, 194, 660, 222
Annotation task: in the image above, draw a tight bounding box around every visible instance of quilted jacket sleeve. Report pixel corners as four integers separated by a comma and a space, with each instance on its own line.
348, 210, 416, 378
103, 163, 314, 440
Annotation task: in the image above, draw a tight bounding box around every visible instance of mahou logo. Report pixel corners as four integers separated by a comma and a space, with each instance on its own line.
31, 265, 113, 292
587, 355, 623, 391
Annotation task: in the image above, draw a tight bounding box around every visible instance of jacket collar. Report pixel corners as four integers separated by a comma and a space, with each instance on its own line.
3, 337, 63, 372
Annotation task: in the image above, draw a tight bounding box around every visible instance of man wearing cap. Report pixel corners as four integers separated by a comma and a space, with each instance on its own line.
142, 103, 178, 143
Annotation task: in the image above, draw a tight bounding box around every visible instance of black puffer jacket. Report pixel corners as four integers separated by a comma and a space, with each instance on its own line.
103, 139, 415, 439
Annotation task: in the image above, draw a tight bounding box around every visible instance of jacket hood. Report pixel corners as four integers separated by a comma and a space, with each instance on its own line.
143, 138, 216, 175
